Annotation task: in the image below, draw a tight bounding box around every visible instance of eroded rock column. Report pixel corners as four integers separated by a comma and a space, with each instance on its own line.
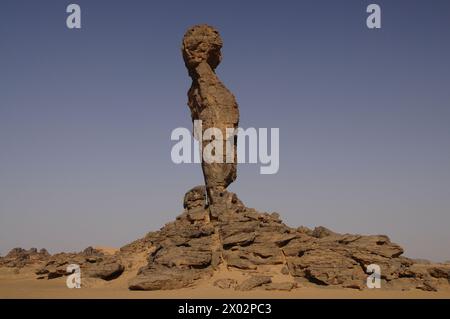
182, 25, 239, 213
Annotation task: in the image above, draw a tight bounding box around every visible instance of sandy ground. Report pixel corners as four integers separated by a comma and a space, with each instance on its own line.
2, 246, 449, 299
1, 265, 450, 299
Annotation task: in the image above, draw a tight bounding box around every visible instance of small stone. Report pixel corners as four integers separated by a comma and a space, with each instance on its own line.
263, 282, 296, 291
237, 276, 272, 291
214, 278, 237, 289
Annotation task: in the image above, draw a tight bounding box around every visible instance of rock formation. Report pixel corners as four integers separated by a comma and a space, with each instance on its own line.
182, 24, 239, 210
126, 24, 450, 292
0, 246, 125, 283
2, 187, 449, 291
125, 187, 450, 291
0, 248, 49, 268
34, 247, 124, 281
1, 24, 449, 293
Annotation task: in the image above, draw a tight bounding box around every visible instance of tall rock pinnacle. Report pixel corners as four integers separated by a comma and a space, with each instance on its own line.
2, 25, 448, 295
182, 25, 240, 211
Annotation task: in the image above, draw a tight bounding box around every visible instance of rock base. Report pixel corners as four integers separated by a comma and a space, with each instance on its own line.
2, 186, 449, 292
124, 186, 450, 291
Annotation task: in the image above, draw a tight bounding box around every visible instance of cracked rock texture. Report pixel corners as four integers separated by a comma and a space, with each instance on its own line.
3, 188, 449, 291
125, 186, 450, 291
34, 247, 124, 281
182, 24, 239, 208
0, 248, 50, 268
2, 25, 449, 293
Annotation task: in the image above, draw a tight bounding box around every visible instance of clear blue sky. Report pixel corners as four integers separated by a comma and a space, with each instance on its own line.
1, 0, 449, 261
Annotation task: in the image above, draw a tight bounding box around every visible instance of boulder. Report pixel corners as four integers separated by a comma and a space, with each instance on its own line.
214, 278, 237, 289
35, 249, 124, 281
237, 276, 272, 291
0, 247, 50, 268
129, 268, 206, 291
263, 282, 296, 291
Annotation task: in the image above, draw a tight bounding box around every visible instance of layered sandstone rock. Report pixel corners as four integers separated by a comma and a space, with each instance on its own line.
0, 247, 49, 268
182, 24, 239, 208
34, 247, 124, 281
1, 25, 449, 293
1, 188, 449, 291
126, 187, 450, 291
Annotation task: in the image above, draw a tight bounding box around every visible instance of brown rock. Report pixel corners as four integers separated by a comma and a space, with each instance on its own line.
297, 226, 313, 236
187, 207, 209, 222
224, 251, 257, 270
129, 269, 204, 291
222, 232, 256, 248
287, 249, 366, 286
428, 265, 450, 280
237, 276, 272, 291
34, 249, 125, 281
312, 226, 336, 238
0, 247, 50, 268
84, 260, 124, 280
214, 278, 237, 289
153, 246, 212, 269
263, 282, 296, 291
345, 235, 404, 258
183, 186, 206, 210
281, 265, 290, 275
182, 24, 240, 208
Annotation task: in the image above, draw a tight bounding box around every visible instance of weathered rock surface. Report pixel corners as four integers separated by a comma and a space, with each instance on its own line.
182, 24, 240, 207
0, 248, 49, 268
2, 189, 449, 292
237, 276, 272, 291
125, 186, 450, 291
214, 278, 238, 289
263, 282, 296, 291
129, 267, 206, 290
2, 24, 449, 294
34, 247, 124, 281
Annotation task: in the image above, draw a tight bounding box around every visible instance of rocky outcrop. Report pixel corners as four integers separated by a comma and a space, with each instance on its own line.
128, 188, 217, 290
129, 267, 206, 290
263, 282, 296, 291
127, 186, 450, 291
1, 24, 449, 294
182, 24, 239, 208
6, 195, 446, 293
4, 187, 444, 292
214, 278, 237, 289
237, 276, 272, 291
0, 246, 124, 282
35, 247, 124, 281
0, 248, 49, 268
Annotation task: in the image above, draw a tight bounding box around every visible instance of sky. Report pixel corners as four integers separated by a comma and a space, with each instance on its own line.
0, 0, 449, 261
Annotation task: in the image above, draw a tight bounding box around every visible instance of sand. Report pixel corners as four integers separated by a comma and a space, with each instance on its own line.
1, 265, 449, 299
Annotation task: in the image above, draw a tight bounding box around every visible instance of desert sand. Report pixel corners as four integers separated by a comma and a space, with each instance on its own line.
1, 261, 449, 299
